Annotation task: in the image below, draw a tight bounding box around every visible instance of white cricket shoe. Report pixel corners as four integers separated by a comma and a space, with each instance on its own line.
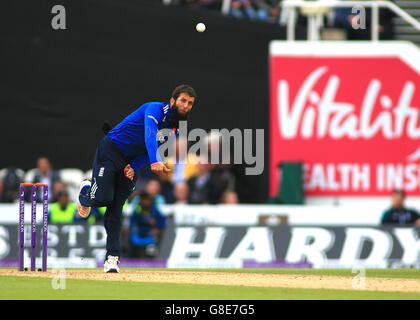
77, 179, 92, 218
104, 255, 120, 273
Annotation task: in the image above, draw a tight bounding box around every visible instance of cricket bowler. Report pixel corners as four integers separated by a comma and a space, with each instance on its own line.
77, 84, 196, 272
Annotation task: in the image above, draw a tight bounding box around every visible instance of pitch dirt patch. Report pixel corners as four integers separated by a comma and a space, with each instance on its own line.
0, 269, 419, 293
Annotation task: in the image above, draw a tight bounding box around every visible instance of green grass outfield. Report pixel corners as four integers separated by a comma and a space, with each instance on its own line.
1, 268, 420, 300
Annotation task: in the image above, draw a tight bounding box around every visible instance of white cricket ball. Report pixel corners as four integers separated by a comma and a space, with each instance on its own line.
196, 23, 206, 33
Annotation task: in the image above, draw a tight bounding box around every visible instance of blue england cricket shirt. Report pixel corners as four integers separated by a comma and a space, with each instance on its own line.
107, 102, 174, 172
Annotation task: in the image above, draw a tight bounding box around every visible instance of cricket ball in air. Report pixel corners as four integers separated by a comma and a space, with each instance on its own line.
196, 23, 206, 32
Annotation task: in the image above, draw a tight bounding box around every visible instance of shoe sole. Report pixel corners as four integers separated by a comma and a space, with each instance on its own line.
105, 268, 119, 273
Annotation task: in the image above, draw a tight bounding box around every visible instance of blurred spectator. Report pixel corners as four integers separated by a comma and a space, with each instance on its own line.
376, 0, 396, 40
145, 178, 166, 205
32, 157, 61, 201
381, 190, 420, 226
187, 158, 226, 204
49, 191, 77, 224
132, 172, 149, 200
210, 130, 262, 203
174, 182, 190, 204
166, 137, 199, 184
129, 192, 166, 258
0, 168, 22, 202
230, 0, 279, 21
220, 189, 239, 204
334, 0, 396, 40
252, 0, 280, 23
334, 6, 369, 40
206, 132, 236, 197
159, 173, 176, 204
52, 181, 68, 202
230, 0, 261, 20
0, 179, 7, 203
174, 0, 222, 10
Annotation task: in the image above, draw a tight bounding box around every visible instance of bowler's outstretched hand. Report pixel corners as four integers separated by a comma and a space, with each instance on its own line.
150, 161, 171, 178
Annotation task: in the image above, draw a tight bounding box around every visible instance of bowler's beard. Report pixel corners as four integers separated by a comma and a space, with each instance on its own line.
169, 104, 190, 129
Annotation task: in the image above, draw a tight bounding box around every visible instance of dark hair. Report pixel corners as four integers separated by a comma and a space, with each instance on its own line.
139, 191, 151, 200
171, 85, 197, 101
392, 189, 406, 198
